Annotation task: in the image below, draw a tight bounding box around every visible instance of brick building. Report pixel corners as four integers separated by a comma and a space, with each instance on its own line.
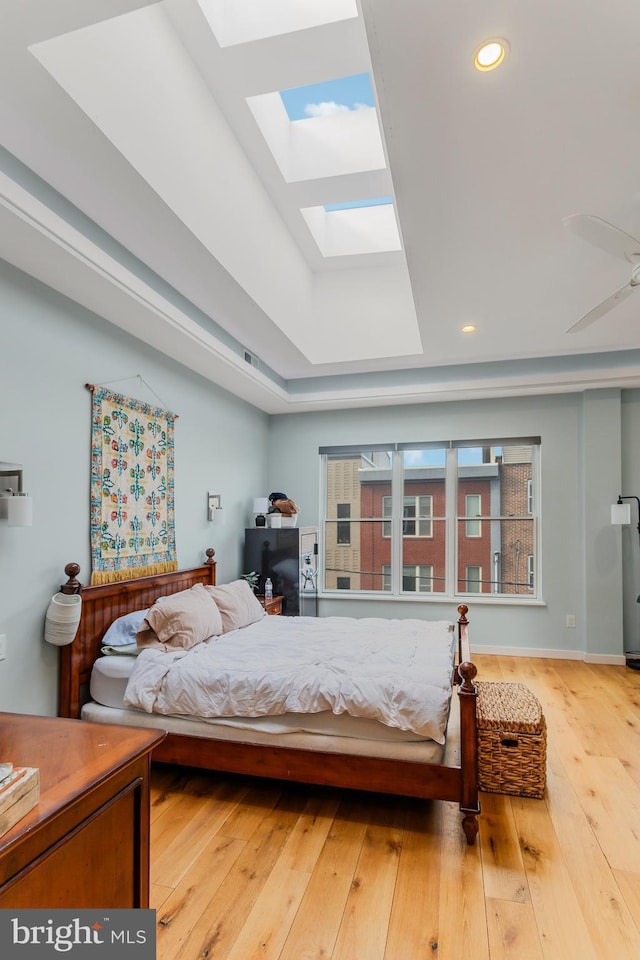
498, 447, 534, 595
325, 448, 533, 595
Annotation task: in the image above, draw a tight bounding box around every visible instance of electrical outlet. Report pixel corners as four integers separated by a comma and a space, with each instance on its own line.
566, 615, 576, 628
0, 634, 6, 660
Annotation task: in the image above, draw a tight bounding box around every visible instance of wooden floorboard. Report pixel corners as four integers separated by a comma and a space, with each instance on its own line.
149, 656, 640, 960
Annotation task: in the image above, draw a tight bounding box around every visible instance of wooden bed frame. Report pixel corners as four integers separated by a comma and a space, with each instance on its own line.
57, 551, 481, 844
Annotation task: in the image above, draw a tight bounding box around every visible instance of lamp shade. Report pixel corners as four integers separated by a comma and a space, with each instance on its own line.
611, 502, 631, 525
211, 507, 225, 527
7, 494, 32, 527
253, 498, 269, 514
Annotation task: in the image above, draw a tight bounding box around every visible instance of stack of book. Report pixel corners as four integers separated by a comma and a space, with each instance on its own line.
0, 762, 40, 836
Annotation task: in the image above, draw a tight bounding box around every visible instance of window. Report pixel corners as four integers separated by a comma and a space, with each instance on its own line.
404, 496, 432, 537
383, 495, 432, 537
336, 503, 351, 544
464, 494, 481, 537
320, 438, 540, 600
403, 564, 433, 593
464, 566, 482, 593
383, 564, 432, 592
382, 496, 392, 537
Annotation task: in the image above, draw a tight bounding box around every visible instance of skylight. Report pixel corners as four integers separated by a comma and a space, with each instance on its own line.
280, 72, 375, 121
324, 196, 393, 212
247, 85, 386, 182
301, 202, 401, 257
198, 0, 358, 48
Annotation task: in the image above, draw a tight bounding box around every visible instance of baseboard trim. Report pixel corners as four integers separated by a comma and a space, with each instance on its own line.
474, 645, 626, 665
583, 653, 627, 666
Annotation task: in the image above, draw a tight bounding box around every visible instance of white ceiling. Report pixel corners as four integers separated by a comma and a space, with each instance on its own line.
2, 0, 640, 413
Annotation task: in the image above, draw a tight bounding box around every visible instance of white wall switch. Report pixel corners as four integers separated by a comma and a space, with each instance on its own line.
0, 634, 6, 660
566, 615, 576, 628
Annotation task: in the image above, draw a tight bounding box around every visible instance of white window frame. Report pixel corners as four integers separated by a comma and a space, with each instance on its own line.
385, 563, 434, 592
402, 564, 433, 593
383, 495, 432, 538
464, 565, 482, 594
464, 494, 482, 538
319, 439, 541, 603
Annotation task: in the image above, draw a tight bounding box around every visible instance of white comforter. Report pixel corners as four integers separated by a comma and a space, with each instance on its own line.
123, 615, 456, 743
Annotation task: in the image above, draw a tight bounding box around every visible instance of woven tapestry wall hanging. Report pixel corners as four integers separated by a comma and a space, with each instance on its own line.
89, 384, 177, 585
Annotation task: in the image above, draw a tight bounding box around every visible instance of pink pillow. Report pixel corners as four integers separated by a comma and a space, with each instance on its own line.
136, 583, 223, 650
204, 580, 266, 633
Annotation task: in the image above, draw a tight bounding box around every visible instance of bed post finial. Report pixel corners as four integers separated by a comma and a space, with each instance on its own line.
457, 603, 469, 624
61, 563, 82, 595
458, 659, 477, 692
205, 548, 216, 565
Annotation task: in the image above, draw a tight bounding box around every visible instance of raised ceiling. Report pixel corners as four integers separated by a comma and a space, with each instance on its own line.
1, 0, 640, 412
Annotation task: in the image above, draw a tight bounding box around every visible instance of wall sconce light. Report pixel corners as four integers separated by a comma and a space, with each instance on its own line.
253, 497, 269, 527
0, 461, 33, 527
207, 492, 225, 526
611, 495, 640, 542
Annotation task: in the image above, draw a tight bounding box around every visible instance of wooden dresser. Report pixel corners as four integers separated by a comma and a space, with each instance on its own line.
0, 713, 164, 908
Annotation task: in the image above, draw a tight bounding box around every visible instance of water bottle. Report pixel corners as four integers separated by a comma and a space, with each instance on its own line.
264, 578, 273, 600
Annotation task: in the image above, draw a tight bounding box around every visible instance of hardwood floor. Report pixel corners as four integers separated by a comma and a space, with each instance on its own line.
149, 655, 640, 960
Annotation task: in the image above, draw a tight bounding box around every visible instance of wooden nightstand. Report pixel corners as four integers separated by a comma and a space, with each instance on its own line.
258, 595, 283, 615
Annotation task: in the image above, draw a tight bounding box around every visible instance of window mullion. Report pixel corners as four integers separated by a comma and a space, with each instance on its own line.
392, 451, 404, 594
533, 445, 540, 598
445, 447, 457, 597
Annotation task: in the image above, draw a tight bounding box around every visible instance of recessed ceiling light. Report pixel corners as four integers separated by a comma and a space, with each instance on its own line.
474, 39, 509, 72
461, 324, 477, 334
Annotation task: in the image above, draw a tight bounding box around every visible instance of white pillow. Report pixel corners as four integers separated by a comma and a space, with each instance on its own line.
101, 642, 142, 657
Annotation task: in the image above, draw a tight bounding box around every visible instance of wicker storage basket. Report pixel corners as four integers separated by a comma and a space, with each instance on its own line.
476, 681, 547, 799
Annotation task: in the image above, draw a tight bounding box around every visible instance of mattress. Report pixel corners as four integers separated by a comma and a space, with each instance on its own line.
80, 699, 446, 764
90, 654, 435, 743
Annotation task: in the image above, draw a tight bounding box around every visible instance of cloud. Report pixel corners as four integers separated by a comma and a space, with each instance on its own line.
303, 101, 374, 118
304, 101, 351, 117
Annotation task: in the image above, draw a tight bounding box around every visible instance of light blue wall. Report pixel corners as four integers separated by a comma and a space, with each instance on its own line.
267, 391, 626, 659
620, 390, 640, 654
1, 253, 633, 719
581, 390, 624, 657
0, 260, 268, 715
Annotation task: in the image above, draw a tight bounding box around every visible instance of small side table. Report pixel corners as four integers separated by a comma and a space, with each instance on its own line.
258, 595, 283, 616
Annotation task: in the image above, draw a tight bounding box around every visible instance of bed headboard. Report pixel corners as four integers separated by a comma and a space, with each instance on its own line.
58, 549, 217, 719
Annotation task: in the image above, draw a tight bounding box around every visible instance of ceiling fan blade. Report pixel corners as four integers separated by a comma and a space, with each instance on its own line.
563, 214, 640, 263
567, 282, 635, 333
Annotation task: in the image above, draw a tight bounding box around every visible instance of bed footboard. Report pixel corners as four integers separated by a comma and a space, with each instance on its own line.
457, 660, 480, 844
452, 604, 480, 842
